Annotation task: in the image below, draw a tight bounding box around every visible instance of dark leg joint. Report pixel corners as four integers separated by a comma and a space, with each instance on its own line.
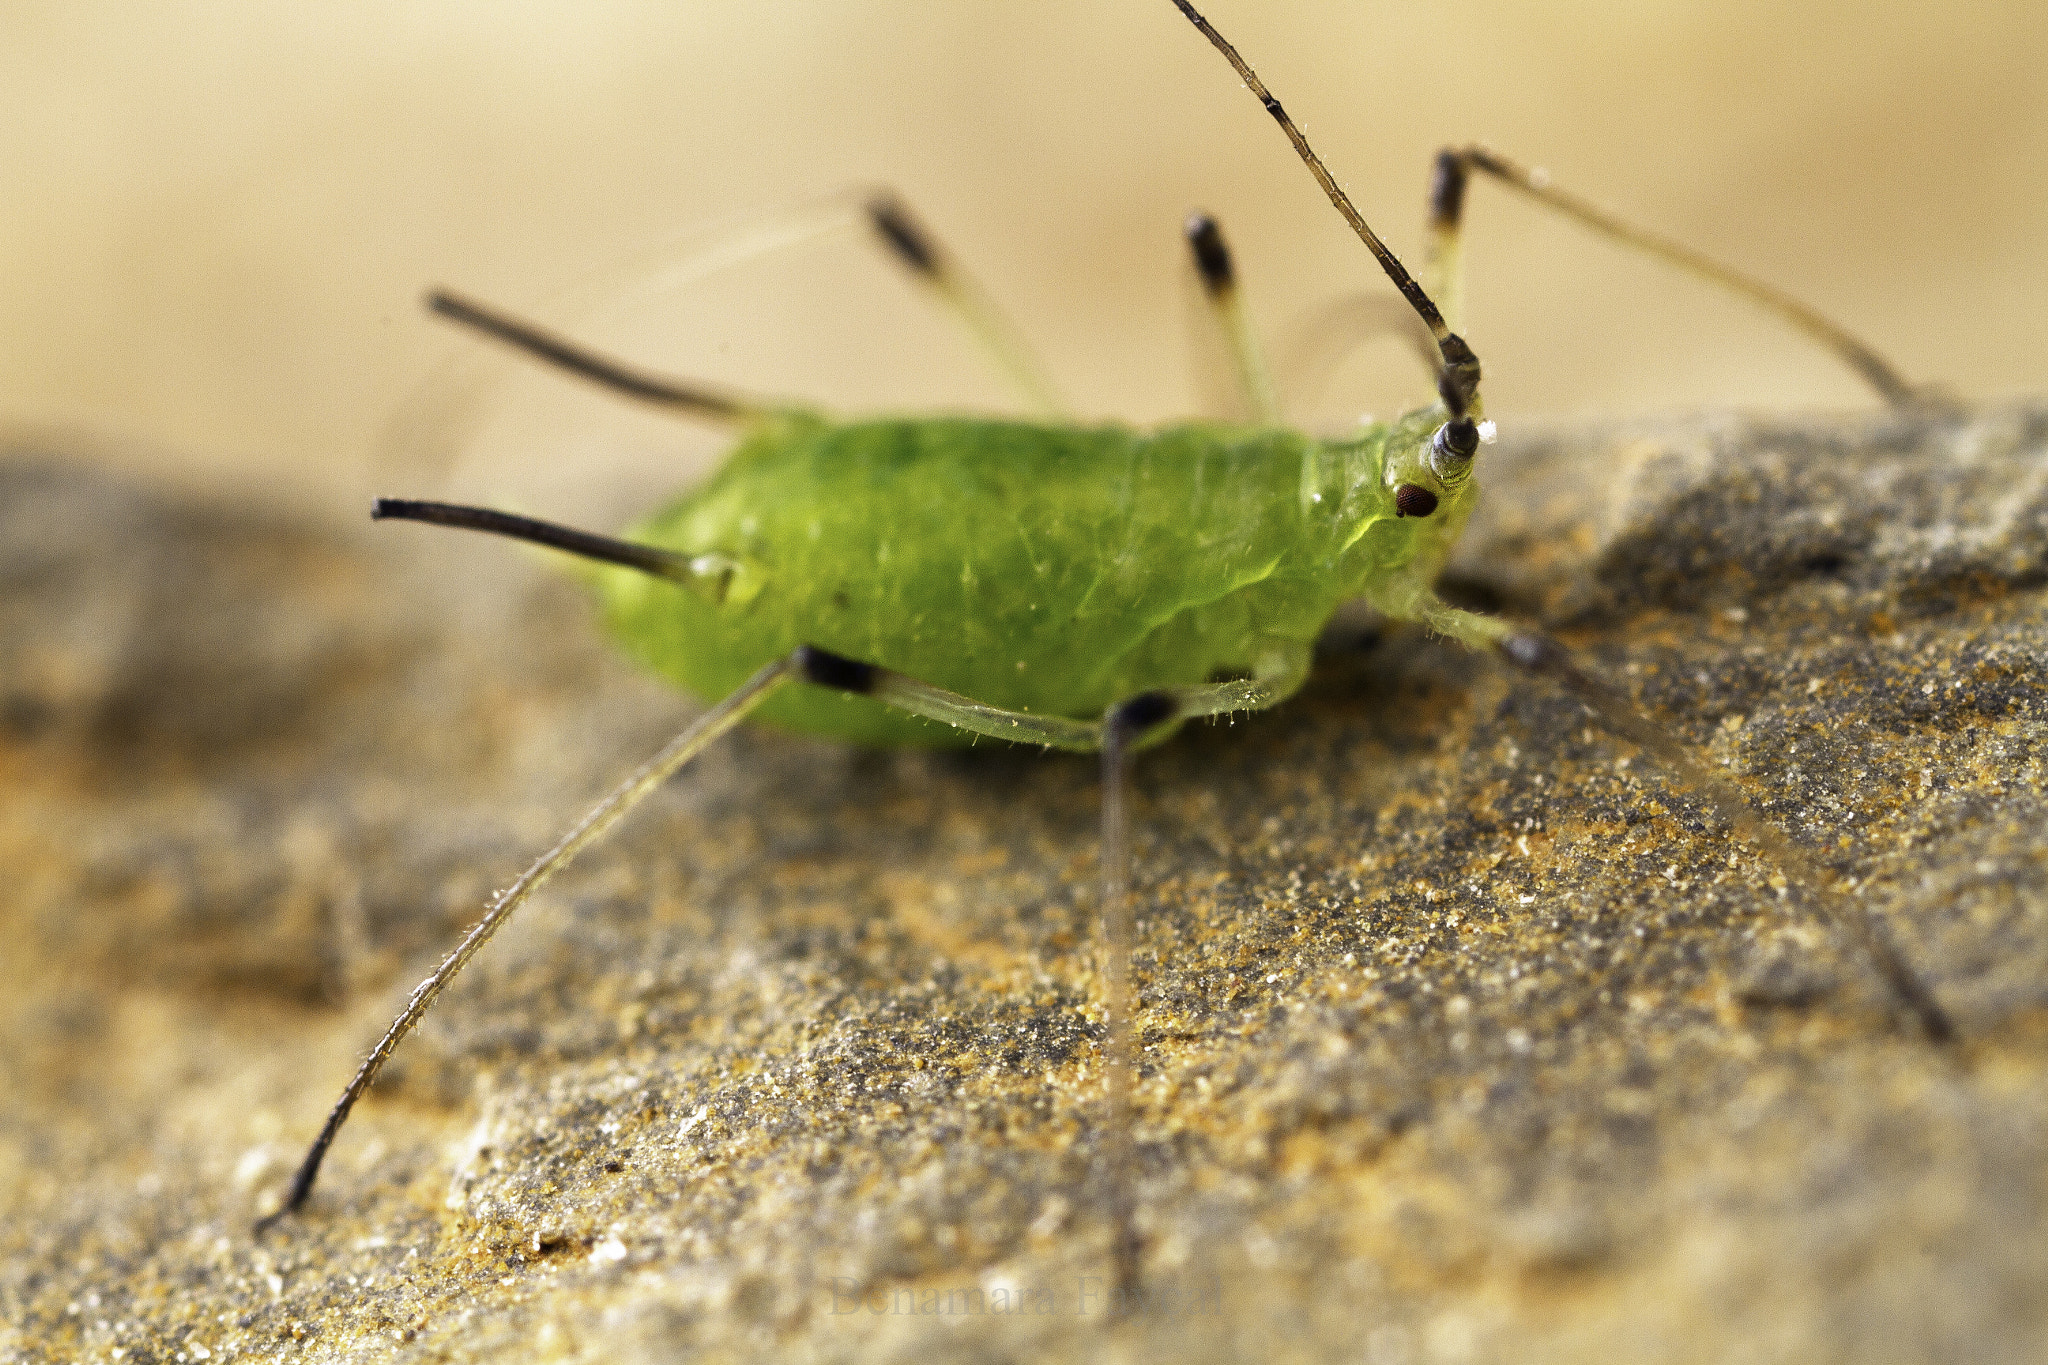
795, 645, 877, 695
1183, 212, 1236, 296
1108, 691, 1178, 740
865, 194, 939, 277
1429, 148, 1470, 228
1434, 333, 1482, 418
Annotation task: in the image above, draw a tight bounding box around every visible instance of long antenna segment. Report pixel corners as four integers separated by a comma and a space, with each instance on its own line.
1167, 0, 1480, 421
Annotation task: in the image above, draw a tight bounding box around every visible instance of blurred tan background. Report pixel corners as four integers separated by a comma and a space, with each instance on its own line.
3, 0, 2044, 524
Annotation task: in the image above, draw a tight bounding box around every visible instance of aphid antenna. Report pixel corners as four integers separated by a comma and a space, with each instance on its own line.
1169, 0, 1481, 477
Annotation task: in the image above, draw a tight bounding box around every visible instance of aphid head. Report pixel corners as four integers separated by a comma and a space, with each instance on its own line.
1377, 406, 1486, 527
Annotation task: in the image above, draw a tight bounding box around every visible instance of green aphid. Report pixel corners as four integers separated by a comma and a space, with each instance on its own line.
598, 406, 1468, 749
258, 0, 1952, 1295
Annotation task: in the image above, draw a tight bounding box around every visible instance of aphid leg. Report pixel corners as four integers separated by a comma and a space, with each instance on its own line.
425, 289, 766, 423
862, 192, 1068, 418
255, 657, 796, 1230
1426, 146, 1925, 409
794, 646, 1310, 1303
1183, 213, 1281, 423
816, 654, 1307, 751
1409, 597, 1954, 1043
1425, 152, 1469, 337
1096, 692, 1169, 1309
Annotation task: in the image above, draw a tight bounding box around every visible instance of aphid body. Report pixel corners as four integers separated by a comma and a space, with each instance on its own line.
600, 407, 1463, 746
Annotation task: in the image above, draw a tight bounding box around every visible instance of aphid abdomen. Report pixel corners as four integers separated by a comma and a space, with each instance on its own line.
592, 414, 1392, 744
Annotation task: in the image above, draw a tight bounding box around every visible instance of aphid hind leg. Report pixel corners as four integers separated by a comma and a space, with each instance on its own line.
1426, 146, 1923, 408
256, 656, 798, 1230
1414, 599, 1955, 1043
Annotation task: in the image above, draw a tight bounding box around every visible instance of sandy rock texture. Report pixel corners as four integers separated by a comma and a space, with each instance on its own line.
3, 404, 2045, 1363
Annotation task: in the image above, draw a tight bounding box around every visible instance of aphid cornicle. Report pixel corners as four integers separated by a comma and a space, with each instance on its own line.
257, 0, 1954, 1296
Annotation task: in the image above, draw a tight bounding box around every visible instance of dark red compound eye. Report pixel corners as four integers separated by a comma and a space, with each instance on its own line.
1394, 483, 1439, 518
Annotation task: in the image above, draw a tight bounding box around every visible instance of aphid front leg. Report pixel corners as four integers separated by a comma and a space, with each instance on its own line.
1409, 595, 1955, 1043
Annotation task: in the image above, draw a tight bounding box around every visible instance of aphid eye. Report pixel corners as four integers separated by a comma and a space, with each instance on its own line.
1394, 483, 1439, 518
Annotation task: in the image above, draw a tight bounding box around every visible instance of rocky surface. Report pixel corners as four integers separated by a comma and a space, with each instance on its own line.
2, 403, 2045, 1364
